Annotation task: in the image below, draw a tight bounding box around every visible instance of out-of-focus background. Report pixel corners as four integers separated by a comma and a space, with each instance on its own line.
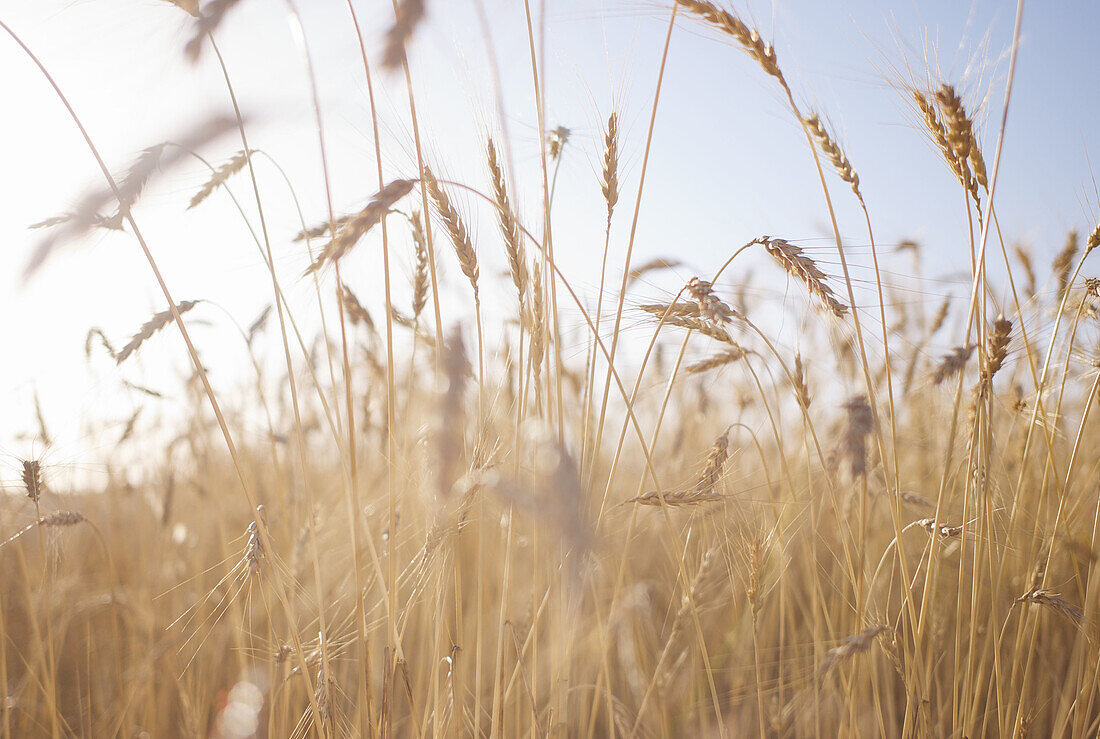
2, 0, 1097, 480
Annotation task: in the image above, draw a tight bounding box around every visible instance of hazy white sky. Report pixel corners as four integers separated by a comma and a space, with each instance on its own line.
2, 0, 1098, 479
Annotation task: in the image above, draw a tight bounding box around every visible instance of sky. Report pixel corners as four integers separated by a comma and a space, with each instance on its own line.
1, 0, 1098, 483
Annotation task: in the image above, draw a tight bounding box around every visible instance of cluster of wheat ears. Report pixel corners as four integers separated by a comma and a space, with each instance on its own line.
3, 0, 1100, 736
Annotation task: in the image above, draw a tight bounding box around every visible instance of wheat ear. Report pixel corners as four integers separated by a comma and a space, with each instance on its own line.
423, 167, 479, 302
188, 149, 252, 209
486, 137, 526, 306
116, 300, 200, 364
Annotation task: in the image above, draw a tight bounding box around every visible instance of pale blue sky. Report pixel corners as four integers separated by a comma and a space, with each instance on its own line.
1, 0, 1097, 478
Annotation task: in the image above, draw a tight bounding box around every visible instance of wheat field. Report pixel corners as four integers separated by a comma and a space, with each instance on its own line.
2, 0, 1099, 736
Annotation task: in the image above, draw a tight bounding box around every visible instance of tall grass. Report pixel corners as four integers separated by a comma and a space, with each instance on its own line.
5, 0, 1100, 736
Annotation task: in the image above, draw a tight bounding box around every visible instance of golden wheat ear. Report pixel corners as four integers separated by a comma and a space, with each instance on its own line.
486, 137, 526, 307
115, 300, 200, 365
760, 237, 849, 317
303, 179, 416, 276
187, 149, 252, 209
423, 167, 479, 302
382, 0, 427, 71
